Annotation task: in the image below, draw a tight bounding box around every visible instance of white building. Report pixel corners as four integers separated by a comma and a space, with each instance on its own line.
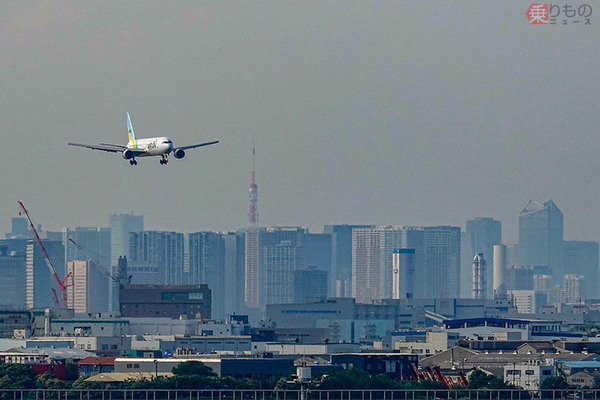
503, 361, 554, 391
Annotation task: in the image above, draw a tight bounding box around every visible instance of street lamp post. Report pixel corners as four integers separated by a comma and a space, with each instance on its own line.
154, 359, 158, 378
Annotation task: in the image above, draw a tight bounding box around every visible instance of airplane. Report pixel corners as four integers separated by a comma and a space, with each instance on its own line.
68, 113, 219, 165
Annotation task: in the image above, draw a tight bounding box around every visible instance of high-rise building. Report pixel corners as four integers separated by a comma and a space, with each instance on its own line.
505, 265, 534, 291
66, 260, 109, 313
465, 217, 501, 299
518, 200, 564, 280
245, 227, 306, 312
25, 240, 65, 309
392, 249, 415, 299
294, 266, 327, 303
8, 217, 31, 239
63, 227, 111, 265
562, 274, 584, 305
129, 231, 185, 285
263, 241, 303, 305
352, 228, 381, 304
0, 251, 26, 309
563, 240, 599, 299
188, 232, 225, 318
223, 231, 245, 316
260, 227, 305, 308
324, 225, 375, 297
352, 226, 424, 303
109, 213, 143, 311
424, 226, 461, 299
304, 233, 332, 289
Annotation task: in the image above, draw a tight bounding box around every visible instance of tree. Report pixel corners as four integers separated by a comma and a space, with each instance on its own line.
172, 361, 216, 377
0, 364, 37, 389
540, 376, 568, 390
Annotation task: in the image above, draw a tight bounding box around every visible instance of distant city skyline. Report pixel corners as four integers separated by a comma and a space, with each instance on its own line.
0, 2, 599, 245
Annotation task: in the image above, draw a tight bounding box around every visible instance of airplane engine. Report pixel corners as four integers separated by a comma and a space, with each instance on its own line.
122, 149, 134, 159
173, 149, 185, 159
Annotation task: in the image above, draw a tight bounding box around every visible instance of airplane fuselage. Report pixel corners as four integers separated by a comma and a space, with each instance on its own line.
129, 136, 173, 157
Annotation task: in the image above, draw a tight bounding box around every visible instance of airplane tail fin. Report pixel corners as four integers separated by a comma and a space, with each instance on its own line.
126, 112, 137, 148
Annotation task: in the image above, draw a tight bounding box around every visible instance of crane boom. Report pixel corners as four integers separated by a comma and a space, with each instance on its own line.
17, 201, 71, 308
68, 238, 118, 282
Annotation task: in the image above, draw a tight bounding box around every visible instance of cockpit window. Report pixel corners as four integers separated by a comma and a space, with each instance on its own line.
163, 140, 173, 144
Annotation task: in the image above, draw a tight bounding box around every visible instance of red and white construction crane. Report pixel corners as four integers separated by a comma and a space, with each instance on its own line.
17, 201, 72, 308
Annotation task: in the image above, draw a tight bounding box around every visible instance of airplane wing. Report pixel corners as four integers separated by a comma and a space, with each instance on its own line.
176, 140, 219, 151
67, 142, 147, 156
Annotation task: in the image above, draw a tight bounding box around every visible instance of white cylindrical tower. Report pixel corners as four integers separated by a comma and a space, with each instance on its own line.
493, 244, 506, 296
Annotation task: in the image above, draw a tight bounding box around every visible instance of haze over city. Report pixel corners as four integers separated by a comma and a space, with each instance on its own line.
1, 1, 599, 243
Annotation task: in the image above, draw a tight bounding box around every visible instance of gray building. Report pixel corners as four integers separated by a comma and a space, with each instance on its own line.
563, 240, 599, 300
518, 200, 564, 282
424, 226, 461, 299
465, 217, 502, 299
392, 249, 415, 299
188, 232, 225, 318
26, 240, 65, 309
109, 213, 143, 311
324, 225, 374, 297
129, 231, 184, 285
294, 266, 327, 303
222, 231, 245, 316
0, 250, 26, 309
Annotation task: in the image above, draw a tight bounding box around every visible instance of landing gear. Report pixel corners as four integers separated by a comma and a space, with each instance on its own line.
129, 159, 138, 166
160, 155, 169, 165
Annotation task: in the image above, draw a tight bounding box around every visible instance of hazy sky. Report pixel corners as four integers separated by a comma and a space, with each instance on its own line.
1, 1, 599, 244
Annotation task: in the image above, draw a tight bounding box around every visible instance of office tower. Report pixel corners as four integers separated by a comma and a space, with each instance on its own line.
129, 231, 185, 285
0, 249, 26, 308
401, 228, 425, 298
222, 231, 245, 316
465, 217, 502, 298
8, 217, 31, 239
25, 239, 65, 309
294, 266, 327, 303
260, 227, 305, 308
352, 228, 381, 303
263, 241, 303, 305
304, 233, 332, 290
324, 225, 375, 297
518, 200, 564, 280
188, 232, 225, 318
471, 253, 486, 300
563, 241, 599, 299
424, 226, 461, 298
109, 213, 143, 311
493, 245, 506, 296
377, 226, 405, 300
392, 249, 415, 299
221, 232, 244, 315
244, 227, 305, 311
505, 265, 534, 291
352, 226, 424, 303
562, 274, 584, 305
63, 227, 111, 264
66, 260, 109, 313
